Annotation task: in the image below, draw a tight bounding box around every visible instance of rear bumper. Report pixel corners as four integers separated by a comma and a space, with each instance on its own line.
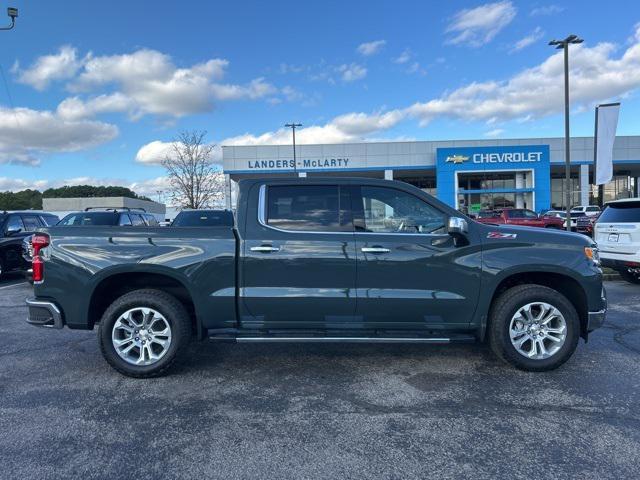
25, 297, 64, 329
601, 258, 640, 270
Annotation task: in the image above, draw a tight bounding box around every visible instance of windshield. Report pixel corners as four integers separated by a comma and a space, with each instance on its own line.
171, 210, 234, 227
598, 202, 640, 223
58, 212, 119, 226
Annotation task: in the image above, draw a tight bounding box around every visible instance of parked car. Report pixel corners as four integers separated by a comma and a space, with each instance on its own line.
595, 198, 640, 284
171, 209, 234, 227
25, 178, 605, 377
0, 211, 58, 278
475, 208, 565, 229
57, 208, 159, 227
543, 210, 586, 230
576, 214, 599, 237
572, 205, 601, 217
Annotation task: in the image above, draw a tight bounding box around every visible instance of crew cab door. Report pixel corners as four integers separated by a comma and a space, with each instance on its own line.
352, 185, 481, 328
240, 183, 357, 328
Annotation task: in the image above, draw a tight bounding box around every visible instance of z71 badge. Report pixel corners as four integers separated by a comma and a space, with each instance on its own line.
487, 232, 517, 239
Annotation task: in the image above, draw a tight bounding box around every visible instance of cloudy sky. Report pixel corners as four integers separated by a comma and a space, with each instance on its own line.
1, 0, 640, 197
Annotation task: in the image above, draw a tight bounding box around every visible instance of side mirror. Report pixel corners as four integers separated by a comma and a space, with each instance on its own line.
447, 217, 468, 236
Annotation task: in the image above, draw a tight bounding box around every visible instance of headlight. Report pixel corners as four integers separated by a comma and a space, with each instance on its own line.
584, 246, 600, 266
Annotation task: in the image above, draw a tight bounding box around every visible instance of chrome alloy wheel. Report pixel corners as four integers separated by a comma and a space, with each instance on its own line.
112, 307, 172, 366
509, 302, 567, 360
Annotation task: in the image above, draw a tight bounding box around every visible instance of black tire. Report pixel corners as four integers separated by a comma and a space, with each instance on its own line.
488, 284, 580, 371
0, 254, 5, 279
98, 289, 191, 378
619, 269, 640, 285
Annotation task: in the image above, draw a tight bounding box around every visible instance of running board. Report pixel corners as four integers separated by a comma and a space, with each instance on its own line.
235, 337, 455, 344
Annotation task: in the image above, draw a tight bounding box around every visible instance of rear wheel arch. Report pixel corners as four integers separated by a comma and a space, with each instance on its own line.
87, 270, 200, 337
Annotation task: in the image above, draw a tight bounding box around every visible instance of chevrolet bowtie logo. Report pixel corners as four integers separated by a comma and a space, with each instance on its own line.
446, 154, 469, 164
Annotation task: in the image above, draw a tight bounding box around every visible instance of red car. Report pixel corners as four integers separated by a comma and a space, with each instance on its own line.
475, 208, 565, 229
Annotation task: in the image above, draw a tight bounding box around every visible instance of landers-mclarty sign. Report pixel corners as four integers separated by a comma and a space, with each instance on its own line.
247, 158, 350, 170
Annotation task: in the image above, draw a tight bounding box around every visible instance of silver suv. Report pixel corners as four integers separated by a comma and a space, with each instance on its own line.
595, 198, 640, 284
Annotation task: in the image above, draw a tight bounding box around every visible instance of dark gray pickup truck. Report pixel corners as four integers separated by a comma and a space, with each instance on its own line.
26, 178, 606, 377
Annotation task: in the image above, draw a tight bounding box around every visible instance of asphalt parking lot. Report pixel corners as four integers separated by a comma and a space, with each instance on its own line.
1, 276, 639, 479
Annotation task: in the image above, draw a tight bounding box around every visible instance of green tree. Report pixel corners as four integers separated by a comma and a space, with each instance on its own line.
0, 189, 43, 210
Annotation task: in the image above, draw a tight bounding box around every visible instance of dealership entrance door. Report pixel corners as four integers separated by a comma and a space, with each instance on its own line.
456, 170, 534, 214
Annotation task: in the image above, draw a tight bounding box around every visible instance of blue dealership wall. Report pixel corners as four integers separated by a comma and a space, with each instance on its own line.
436, 145, 551, 212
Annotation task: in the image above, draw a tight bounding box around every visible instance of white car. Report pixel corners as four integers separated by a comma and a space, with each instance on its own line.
544, 210, 576, 229
595, 198, 640, 284
571, 205, 601, 217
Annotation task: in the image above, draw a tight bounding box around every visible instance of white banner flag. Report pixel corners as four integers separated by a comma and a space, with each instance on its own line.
595, 103, 620, 185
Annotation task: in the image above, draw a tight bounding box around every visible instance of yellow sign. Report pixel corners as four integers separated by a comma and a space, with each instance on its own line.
445, 155, 469, 164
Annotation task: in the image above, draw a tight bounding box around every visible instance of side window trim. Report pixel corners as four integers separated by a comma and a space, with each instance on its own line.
352, 185, 449, 236
258, 184, 354, 235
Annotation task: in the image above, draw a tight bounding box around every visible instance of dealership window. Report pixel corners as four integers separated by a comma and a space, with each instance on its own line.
589, 175, 635, 204
397, 176, 437, 197
551, 174, 580, 209
360, 186, 446, 234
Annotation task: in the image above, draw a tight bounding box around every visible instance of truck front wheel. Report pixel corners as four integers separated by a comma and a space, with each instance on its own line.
98, 289, 191, 378
488, 284, 580, 371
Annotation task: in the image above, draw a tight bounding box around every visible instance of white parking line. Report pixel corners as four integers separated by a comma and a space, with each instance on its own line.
0, 281, 28, 290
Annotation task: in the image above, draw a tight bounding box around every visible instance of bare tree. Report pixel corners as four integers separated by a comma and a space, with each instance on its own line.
162, 131, 225, 209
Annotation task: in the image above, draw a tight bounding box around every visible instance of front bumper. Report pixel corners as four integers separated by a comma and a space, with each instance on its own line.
26, 297, 64, 329
587, 286, 607, 332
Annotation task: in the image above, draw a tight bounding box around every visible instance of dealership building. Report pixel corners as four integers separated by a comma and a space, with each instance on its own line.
222, 136, 640, 213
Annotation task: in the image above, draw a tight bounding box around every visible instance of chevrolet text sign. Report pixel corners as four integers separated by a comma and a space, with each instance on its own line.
472, 151, 543, 164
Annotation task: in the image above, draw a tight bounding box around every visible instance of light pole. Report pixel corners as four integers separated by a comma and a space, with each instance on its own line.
0, 7, 18, 30
285, 122, 302, 174
156, 190, 163, 203
549, 34, 583, 231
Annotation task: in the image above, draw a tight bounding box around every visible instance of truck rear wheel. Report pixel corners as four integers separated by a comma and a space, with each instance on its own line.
98, 289, 191, 378
488, 284, 580, 371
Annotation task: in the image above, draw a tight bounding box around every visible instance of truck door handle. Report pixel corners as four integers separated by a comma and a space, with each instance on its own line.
250, 245, 280, 253
361, 247, 390, 254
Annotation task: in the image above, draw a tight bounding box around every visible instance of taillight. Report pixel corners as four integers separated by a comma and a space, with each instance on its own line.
32, 256, 44, 284
32, 234, 50, 256
31, 234, 50, 284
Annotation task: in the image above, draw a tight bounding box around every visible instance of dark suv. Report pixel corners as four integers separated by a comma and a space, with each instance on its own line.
58, 208, 159, 227
0, 211, 59, 278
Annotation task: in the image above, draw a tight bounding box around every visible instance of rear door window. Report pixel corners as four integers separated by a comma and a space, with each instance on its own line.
143, 214, 159, 226
598, 202, 640, 223
129, 214, 146, 226
5, 215, 25, 233
266, 185, 349, 232
21, 215, 42, 230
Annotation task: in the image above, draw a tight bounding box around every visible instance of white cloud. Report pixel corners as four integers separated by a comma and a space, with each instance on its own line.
13, 45, 85, 91
17, 48, 277, 119
210, 77, 277, 101
394, 48, 412, 64
56, 93, 132, 120
135, 108, 408, 166
511, 27, 545, 53
135, 140, 222, 166
484, 128, 505, 137
445, 1, 517, 47
0, 106, 118, 165
530, 5, 563, 16
357, 40, 386, 56
409, 25, 640, 125
337, 63, 367, 82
